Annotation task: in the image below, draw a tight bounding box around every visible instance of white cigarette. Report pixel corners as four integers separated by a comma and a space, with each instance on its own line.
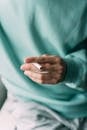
32, 63, 42, 69
32, 63, 48, 73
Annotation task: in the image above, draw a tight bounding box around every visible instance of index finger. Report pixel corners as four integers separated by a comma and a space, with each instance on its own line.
24, 56, 60, 64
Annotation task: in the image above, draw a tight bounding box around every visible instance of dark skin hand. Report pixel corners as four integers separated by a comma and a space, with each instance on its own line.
20, 55, 67, 84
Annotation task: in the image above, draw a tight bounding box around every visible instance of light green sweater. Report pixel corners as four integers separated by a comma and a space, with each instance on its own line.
0, 0, 87, 119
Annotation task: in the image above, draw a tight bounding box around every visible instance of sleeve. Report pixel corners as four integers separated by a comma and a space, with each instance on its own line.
63, 40, 87, 91
62, 2, 87, 91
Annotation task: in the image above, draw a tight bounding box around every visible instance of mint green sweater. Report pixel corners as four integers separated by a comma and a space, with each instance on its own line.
0, 0, 87, 119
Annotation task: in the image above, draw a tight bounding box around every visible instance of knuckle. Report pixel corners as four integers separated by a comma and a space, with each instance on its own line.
52, 79, 57, 84
55, 57, 59, 62
54, 56, 61, 62
58, 75, 62, 81
40, 79, 45, 84
59, 65, 64, 71
40, 74, 44, 80
60, 58, 63, 63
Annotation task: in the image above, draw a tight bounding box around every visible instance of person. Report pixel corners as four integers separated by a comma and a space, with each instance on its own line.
0, 0, 87, 130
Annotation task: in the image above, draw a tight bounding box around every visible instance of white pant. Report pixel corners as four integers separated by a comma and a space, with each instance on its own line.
0, 93, 87, 130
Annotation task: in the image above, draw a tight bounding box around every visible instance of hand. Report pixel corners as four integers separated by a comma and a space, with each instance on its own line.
20, 55, 67, 84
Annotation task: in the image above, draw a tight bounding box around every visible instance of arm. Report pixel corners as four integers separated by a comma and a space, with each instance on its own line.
64, 39, 87, 91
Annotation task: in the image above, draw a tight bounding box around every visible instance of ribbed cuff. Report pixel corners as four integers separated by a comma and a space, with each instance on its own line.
63, 57, 85, 91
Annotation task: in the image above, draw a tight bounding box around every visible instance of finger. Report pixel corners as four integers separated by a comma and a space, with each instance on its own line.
24, 54, 51, 63
24, 71, 50, 80
20, 63, 41, 72
40, 78, 57, 84
20, 63, 31, 71
24, 70, 61, 81
25, 73, 57, 84
20, 63, 36, 71
41, 63, 64, 73
27, 76, 44, 84
24, 56, 61, 64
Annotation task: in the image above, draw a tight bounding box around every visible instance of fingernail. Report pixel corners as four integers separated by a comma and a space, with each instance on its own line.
20, 65, 24, 70
24, 59, 26, 63
24, 71, 27, 75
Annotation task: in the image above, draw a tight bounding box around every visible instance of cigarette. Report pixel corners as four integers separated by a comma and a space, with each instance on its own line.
32, 63, 42, 69
32, 63, 48, 73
